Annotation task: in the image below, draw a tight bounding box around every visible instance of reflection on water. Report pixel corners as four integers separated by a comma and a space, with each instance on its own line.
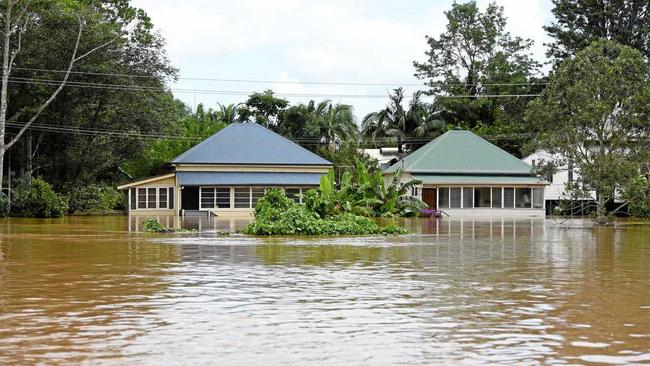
127, 215, 252, 233
0, 216, 649, 365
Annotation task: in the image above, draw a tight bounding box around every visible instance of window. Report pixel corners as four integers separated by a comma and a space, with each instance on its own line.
491, 187, 502, 208
285, 187, 300, 203
252, 187, 265, 207
200, 187, 215, 209
474, 187, 491, 208
147, 188, 157, 208
130, 188, 136, 210
504, 188, 514, 208
138, 188, 147, 209
235, 187, 250, 208
463, 187, 473, 208
169, 188, 174, 209
439, 187, 449, 208
159, 188, 168, 208
533, 188, 544, 209
216, 188, 230, 208
516, 188, 532, 208
450, 188, 461, 208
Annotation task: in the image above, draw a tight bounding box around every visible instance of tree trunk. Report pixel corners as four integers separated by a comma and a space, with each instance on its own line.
0, 1, 14, 195
25, 131, 32, 179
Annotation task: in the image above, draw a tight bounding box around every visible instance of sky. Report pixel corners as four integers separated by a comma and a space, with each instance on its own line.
131, 0, 555, 118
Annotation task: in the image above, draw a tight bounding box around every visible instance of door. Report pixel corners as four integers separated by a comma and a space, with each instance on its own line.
422, 188, 437, 209
181, 187, 200, 210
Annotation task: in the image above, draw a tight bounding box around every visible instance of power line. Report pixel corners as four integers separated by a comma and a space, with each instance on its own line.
4, 121, 536, 143
7, 77, 542, 99
11, 66, 548, 87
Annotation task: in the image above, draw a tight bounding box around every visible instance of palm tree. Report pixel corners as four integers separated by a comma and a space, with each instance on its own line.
362, 88, 444, 153
216, 103, 240, 124
315, 102, 358, 151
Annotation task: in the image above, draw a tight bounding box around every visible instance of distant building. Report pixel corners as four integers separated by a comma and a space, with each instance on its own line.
118, 123, 332, 216
522, 149, 596, 214
384, 130, 548, 216
362, 147, 400, 170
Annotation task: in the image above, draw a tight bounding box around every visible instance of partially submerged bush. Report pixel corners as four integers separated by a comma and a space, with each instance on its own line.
621, 176, 650, 218
12, 177, 68, 218
67, 184, 124, 215
243, 189, 406, 235
143, 218, 175, 232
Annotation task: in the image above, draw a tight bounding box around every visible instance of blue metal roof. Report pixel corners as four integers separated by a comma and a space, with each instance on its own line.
177, 171, 324, 186
172, 123, 332, 166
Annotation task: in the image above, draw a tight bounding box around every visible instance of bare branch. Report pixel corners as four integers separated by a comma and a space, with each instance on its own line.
7, 4, 29, 75
6, 14, 124, 149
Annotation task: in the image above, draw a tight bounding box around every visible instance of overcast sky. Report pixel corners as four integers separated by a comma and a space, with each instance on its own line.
131, 0, 555, 118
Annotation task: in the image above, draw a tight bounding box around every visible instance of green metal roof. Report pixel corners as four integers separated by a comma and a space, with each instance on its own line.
413, 175, 546, 185
385, 130, 533, 175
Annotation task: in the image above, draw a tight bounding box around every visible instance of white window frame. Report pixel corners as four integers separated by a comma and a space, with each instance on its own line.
132, 186, 174, 211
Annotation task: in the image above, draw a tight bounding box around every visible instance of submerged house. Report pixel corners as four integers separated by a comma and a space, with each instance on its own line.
385, 129, 547, 216
118, 123, 332, 216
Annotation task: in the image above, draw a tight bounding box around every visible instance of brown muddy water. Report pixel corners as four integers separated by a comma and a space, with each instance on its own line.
0, 216, 649, 365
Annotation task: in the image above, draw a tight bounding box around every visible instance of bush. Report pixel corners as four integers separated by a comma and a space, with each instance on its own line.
243, 189, 407, 235
67, 184, 124, 214
621, 176, 650, 218
12, 177, 68, 218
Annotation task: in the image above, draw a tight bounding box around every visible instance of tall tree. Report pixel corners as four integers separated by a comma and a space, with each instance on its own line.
545, 0, 650, 61
526, 40, 650, 222
314, 101, 357, 151
413, 1, 541, 155
1, 0, 176, 191
361, 88, 444, 154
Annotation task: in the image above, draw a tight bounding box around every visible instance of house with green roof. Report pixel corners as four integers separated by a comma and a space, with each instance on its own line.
118, 123, 332, 216
384, 129, 547, 216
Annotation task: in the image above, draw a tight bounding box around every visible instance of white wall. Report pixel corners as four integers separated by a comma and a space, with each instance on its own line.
522, 149, 596, 201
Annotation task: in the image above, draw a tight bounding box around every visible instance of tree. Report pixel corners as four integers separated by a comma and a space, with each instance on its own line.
121, 102, 227, 179
314, 102, 357, 151
361, 88, 444, 154
413, 1, 541, 155
1, 0, 176, 192
545, 0, 650, 62
237, 90, 288, 127
526, 40, 650, 222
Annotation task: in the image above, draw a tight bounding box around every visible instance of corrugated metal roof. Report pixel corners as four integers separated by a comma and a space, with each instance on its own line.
413, 175, 546, 185
172, 123, 332, 166
177, 171, 324, 186
385, 130, 533, 174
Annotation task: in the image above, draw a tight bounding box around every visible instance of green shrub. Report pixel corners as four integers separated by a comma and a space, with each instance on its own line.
244, 189, 407, 236
621, 176, 650, 218
12, 177, 68, 218
67, 184, 124, 214
143, 218, 171, 232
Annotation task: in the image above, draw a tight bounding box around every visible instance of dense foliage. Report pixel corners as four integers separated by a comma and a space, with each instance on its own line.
314, 164, 425, 218
412, 0, 542, 156
12, 178, 68, 218
362, 88, 445, 153
121, 103, 227, 179
526, 40, 650, 220
67, 184, 124, 215
621, 176, 650, 218
545, 0, 650, 61
3, 0, 177, 191
243, 189, 406, 236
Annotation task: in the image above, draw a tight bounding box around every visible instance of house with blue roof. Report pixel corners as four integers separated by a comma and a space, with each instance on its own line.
118, 123, 332, 216
385, 129, 548, 216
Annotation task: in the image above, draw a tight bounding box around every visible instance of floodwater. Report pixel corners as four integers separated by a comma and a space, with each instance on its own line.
0, 216, 649, 365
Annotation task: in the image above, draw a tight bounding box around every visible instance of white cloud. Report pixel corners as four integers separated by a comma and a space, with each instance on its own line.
131, 0, 553, 117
